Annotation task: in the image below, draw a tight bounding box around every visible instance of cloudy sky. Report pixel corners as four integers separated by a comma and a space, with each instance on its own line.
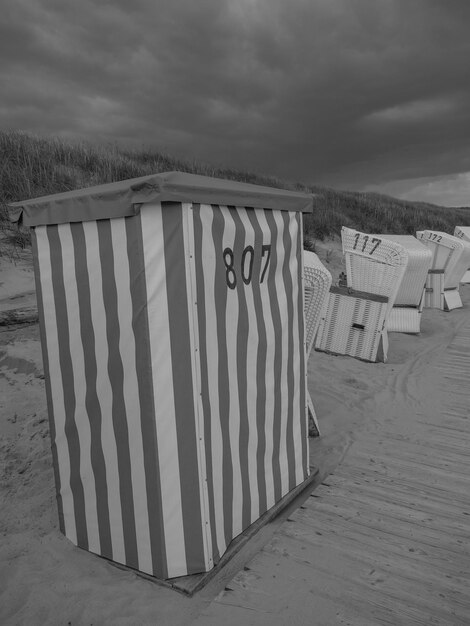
2, 0, 470, 206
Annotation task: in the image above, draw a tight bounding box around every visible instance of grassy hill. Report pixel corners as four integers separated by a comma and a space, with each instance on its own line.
1, 130, 470, 250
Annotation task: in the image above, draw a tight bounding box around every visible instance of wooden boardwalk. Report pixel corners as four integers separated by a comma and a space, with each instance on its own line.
195, 320, 470, 625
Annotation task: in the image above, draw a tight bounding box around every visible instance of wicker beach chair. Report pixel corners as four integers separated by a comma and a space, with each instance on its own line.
454, 226, 470, 283
303, 250, 332, 436
373, 235, 432, 333
315, 228, 408, 362
417, 230, 470, 310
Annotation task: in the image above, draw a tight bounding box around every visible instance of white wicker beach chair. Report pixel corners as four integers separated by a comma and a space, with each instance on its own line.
454, 226, 470, 283
373, 235, 432, 333
303, 250, 332, 437
315, 228, 408, 362
417, 230, 470, 310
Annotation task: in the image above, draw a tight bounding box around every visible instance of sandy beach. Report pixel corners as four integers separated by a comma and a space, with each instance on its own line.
1, 240, 469, 625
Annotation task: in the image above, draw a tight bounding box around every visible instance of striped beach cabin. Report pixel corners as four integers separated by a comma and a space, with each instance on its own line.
10, 171, 314, 580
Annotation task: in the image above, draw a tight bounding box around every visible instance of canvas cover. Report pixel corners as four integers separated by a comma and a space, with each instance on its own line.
9, 170, 314, 226
31, 200, 307, 579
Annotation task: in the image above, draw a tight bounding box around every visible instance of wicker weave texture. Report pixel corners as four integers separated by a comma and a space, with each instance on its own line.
341, 228, 408, 314
374, 235, 432, 306
387, 307, 422, 334
303, 250, 332, 357
417, 230, 470, 289
315, 290, 388, 362
424, 272, 444, 309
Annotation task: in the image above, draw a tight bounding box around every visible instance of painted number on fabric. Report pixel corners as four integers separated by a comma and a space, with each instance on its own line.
352, 233, 382, 255
223, 244, 271, 289
426, 233, 442, 243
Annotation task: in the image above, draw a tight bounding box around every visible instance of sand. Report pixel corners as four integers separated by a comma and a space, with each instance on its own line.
1, 239, 468, 625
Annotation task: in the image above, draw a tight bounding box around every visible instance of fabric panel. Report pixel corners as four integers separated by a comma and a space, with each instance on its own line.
47, 225, 89, 549
126, 214, 168, 578
161, 202, 206, 575
193, 204, 307, 556
31, 228, 65, 533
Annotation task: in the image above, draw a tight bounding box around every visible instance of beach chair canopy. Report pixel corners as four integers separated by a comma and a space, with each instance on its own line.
369, 235, 431, 333
316, 228, 408, 362
417, 230, 470, 290
374, 234, 432, 307
341, 227, 408, 311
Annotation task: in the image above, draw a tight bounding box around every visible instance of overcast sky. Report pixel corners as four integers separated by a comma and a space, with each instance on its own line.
2, 0, 470, 206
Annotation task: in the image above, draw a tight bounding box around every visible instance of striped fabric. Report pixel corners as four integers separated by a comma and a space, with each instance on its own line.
32, 201, 308, 580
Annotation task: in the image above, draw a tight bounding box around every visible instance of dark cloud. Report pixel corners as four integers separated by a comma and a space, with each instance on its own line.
2, 0, 470, 204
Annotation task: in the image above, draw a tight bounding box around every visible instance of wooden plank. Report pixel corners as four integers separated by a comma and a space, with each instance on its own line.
350, 432, 470, 468
304, 501, 469, 551
306, 487, 469, 540
284, 502, 470, 578
330, 463, 469, 504
274, 527, 470, 605
206, 541, 468, 626
322, 469, 470, 516
315, 477, 470, 520
346, 451, 470, 491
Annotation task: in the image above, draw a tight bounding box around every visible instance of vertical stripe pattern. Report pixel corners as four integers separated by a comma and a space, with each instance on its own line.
193, 204, 307, 552
193, 205, 228, 561
161, 203, 206, 574
126, 214, 168, 577
34, 202, 307, 580
36, 216, 168, 577
47, 225, 89, 549
31, 228, 65, 533
140, 202, 207, 577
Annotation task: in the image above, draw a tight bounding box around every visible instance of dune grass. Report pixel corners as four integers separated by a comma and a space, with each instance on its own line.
1, 129, 470, 251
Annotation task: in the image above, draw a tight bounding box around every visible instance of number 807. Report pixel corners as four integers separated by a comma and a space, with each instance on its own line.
223, 244, 271, 289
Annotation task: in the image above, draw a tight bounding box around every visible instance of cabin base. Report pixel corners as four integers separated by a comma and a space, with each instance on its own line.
106, 466, 319, 595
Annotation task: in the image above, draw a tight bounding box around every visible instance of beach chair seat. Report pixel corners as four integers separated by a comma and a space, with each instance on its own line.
454, 226, 470, 283
303, 250, 332, 436
315, 286, 390, 362
315, 228, 408, 362
417, 230, 470, 310
372, 235, 432, 333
